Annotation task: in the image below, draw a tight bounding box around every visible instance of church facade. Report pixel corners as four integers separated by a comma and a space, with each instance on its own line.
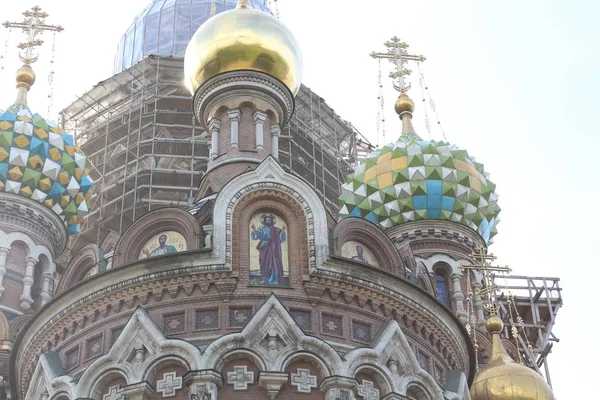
0, 2, 560, 400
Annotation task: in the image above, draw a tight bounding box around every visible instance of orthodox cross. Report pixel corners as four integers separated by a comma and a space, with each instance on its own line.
459, 246, 511, 314
371, 36, 426, 94
3, 6, 63, 65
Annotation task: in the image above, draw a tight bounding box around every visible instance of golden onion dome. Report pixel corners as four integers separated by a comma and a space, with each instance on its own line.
394, 93, 415, 115
184, 0, 303, 96
470, 316, 556, 400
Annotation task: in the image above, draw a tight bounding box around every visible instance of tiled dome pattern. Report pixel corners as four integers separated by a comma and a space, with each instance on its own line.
0, 104, 94, 235
339, 133, 500, 243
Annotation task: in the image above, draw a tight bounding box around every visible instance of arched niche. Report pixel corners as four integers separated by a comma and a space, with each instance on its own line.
333, 217, 404, 277
232, 189, 308, 288
113, 207, 200, 267
56, 244, 102, 294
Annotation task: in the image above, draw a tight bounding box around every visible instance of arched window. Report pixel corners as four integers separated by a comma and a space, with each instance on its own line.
435, 270, 450, 307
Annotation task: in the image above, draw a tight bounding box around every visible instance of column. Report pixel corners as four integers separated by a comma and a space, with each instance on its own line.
227, 108, 241, 148
271, 124, 281, 159
19, 256, 37, 310
40, 272, 53, 306
203, 225, 213, 249
0, 247, 9, 297
253, 110, 267, 150
451, 273, 468, 325
208, 118, 221, 159
258, 372, 288, 400
320, 376, 359, 400
185, 369, 223, 400
122, 382, 155, 400
472, 281, 486, 328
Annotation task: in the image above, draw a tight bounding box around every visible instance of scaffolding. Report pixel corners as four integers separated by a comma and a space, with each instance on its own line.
61, 55, 362, 257
493, 275, 562, 387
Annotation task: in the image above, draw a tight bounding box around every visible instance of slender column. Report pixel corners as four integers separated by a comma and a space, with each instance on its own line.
185, 369, 223, 400
320, 376, 359, 400
472, 281, 486, 328
259, 372, 288, 400
40, 272, 53, 306
0, 247, 10, 297
203, 224, 213, 249
271, 124, 281, 159
208, 118, 221, 159
451, 273, 468, 324
122, 382, 155, 400
20, 256, 38, 310
227, 108, 241, 148
253, 110, 267, 150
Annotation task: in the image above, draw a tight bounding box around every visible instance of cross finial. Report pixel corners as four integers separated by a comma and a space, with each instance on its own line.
459, 246, 511, 315
3, 5, 64, 65
371, 36, 425, 94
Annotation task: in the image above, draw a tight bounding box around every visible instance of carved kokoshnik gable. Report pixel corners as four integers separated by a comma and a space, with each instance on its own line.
22, 296, 470, 400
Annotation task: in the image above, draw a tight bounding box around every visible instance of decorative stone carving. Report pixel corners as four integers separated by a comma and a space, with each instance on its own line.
227, 365, 254, 390
358, 380, 380, 400
157, 371, 183, 397
189, 383, 211, 400
258, 372, 288, 400
290, 368, 318, 393
203, 225, 213, 249
103, 386, 124, 400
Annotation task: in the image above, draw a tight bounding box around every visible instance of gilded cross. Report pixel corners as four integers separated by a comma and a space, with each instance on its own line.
3, 6, 64, 65
459, 246, 511, 314
371, 36, 426, 93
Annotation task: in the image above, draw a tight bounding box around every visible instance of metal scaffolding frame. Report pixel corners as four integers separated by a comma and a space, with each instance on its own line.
60, 55, 362, 258
492, 275, 562, 387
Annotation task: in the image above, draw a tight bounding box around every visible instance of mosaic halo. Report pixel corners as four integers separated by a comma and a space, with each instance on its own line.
339, 133, 500, 243
0, 104, 94, 235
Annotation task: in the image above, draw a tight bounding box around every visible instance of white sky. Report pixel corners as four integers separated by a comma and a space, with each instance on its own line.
1, 1, 597, 397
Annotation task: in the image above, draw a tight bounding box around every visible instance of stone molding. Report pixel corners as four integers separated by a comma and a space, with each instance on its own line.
194, 70, 295, 131
333, 217, 404, 277
386, 220, 486, 254
0, 192, 67, 255
113, 207, 200, 267
57, 244, 102, 294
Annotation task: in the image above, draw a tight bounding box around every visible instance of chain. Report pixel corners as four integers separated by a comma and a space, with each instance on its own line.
0, 27, 11, 81
464, 270, 479, 371
417, 61, 432, 140
47, 31, 57, 116
376, 58, 386, 147
418, 61, 447, 140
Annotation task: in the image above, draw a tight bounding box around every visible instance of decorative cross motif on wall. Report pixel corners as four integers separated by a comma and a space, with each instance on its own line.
290, 368, 318, 393
358, 380, 380, 400
157, 371, 183, 397
103, 386, 124, 400
227, 365, 255, 390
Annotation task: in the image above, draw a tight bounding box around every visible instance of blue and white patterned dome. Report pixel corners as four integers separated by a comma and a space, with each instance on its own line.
116, 0, 272, 72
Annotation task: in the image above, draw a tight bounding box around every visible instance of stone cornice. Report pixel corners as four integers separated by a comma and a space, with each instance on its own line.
386, 220, 486, 252
0, 192, 67, 255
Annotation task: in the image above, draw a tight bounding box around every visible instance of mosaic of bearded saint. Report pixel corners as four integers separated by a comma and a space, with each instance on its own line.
250, 213, 289, 286
139, 231, 187, 259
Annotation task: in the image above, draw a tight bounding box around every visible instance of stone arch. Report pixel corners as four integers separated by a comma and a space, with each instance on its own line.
405, 381, 433, 400
0, 311, 9, 340
82, 368, 130, 400
57, 244, 102, 293
416, 262, 435, 297
210, 347, 267, 372
213, 158, 329, 272
332, 217, 404, 277
280, 351, 334, 377
354, 364, 394, 396
417, 254, 466, 276
9, 314, 31, 341
113, 207, 200, 266
142, 355, 191, 385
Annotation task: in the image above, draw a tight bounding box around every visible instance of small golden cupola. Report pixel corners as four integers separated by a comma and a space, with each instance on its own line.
470, 316, 556, 400
184, 0, 303, 97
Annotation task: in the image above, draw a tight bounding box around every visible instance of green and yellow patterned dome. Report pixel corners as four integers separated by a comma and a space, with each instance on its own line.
0, 65, 94, 235
338, 94, 500, 243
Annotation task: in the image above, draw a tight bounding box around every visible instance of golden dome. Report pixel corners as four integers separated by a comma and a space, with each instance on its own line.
15, 64, 35, 88
184, 0, 303, 96
394, 93, 414, 115
471, 316, 555, 400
